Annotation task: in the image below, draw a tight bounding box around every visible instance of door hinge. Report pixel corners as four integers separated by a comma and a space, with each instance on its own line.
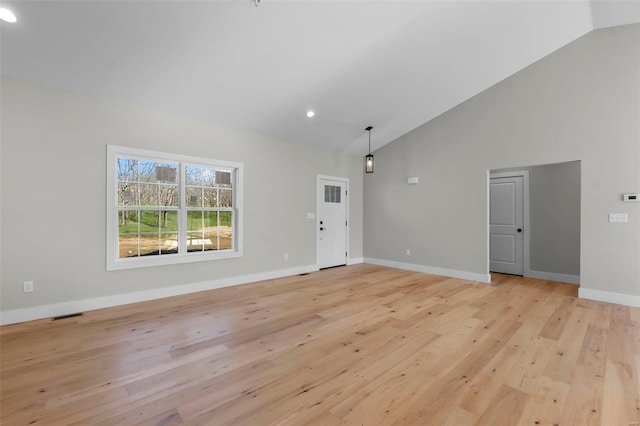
345, 221, 347, 226
345, 251, 348, 257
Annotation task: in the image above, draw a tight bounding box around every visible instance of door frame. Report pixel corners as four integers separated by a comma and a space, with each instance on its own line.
489, 170, 530, 278
316, 175, 349, 268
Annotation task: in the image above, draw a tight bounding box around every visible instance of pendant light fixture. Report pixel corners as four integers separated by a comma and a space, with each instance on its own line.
365, 126, 374, 174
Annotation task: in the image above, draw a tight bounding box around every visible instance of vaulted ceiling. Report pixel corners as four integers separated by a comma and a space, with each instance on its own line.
1, 1, 638, 154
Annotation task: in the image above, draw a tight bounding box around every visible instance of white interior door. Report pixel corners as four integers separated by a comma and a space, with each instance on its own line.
490, 175, 524, 275
317, 177, 347, 269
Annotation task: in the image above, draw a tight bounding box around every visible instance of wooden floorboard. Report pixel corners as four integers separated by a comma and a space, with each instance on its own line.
1, 264, 638, 425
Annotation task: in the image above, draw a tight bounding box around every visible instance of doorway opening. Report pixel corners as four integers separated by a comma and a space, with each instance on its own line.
489, 161, 581, 284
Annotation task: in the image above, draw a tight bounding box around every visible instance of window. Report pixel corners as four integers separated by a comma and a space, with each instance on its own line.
324, 185, 341, 203
107, 145, 242, 270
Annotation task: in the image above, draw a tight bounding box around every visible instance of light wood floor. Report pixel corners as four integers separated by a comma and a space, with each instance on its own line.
1, 264, 638, 425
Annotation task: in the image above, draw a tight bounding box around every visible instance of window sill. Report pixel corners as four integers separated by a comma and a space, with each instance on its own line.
106, 249, 243, 271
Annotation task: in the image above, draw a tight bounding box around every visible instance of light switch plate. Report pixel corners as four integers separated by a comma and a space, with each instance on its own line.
609, 213, 628, 223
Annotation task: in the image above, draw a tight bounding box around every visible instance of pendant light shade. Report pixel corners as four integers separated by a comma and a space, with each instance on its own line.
365, 126, 374, 174
365, 153, 374, 173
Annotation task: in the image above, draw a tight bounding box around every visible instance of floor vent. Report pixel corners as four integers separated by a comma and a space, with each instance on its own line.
52, 312, 84, 321
319, 264, 346, 270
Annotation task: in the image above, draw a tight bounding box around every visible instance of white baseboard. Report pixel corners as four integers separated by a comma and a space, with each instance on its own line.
363, 257, 491, 283
526, 270, 580, 285
0, 264, 319, 326
8, 261, 632, 325
578, 288, 640, 308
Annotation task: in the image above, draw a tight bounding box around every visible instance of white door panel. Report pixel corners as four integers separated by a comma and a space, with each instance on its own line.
317, 177, 347, 269
490, 183, 516, 225
490, 176, 524, 275
490, 234, 516, 263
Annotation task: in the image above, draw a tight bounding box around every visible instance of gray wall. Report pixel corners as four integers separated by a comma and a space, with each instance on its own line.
364, 24, 639, 297
494, 161, 581, 277
528, 162, 581, 276
0, 77, 363, 312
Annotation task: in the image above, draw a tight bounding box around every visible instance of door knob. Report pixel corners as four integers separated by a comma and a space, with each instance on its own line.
517, 228, 522, 232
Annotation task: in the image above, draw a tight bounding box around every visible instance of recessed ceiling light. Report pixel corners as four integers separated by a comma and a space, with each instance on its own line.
306, 110, 315, 118
0, 8, 17, 23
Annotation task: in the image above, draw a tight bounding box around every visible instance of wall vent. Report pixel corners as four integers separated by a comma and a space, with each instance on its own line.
52, 312, 83, 321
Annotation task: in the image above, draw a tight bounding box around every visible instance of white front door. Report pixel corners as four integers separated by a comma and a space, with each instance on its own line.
317, 176, 348, 269
490, 175, 524, 275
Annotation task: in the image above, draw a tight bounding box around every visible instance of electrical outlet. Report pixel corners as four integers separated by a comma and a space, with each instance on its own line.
23, 281, 34, 293
406, 249, 411, 256
609, 213, 628, 223
284, 253, 289, 260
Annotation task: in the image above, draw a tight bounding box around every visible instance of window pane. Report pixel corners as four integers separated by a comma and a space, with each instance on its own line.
158, 184, 178, 207
137, 210, 159, 232
187, 211, 218, 251
139, 233, 160, 256
219, 211, 233, 250
187, 211, 234, 251
138, 161, 178, 184
201, 167, 216, 187
117, 158, 138, 182
155, 164, 177, 183
203, 211, 219, 251
118, 210, 138, 233
161, 233, 178, 255
118, 183, 138, 206
188, 166, 233, 189
202, 187, 218, 207
324, 185, 341, 203
219, 189, 232, 207
140, 184, 158, 206
187, 211, 204, 252
185, 166, 201, 185
137, 160, 156, 182
185, 166, 233, 209
159, 210, 178, 232
216, 171, 231, 185
118, 210, 139, 258
124, 210, 178, 257
138, 210, 161, 256
187, 232, 203, 252
186, 186, 202, 207
119, 234, 139, 258
187, 210, 203, 233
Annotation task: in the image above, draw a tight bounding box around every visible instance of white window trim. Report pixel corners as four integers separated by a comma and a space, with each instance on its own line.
106, 145, 243, 271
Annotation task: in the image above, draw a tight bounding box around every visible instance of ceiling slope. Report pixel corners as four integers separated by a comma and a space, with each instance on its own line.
1, 1, 638, 153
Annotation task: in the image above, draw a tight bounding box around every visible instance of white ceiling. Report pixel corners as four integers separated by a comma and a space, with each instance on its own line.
1, 1, 638, 154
